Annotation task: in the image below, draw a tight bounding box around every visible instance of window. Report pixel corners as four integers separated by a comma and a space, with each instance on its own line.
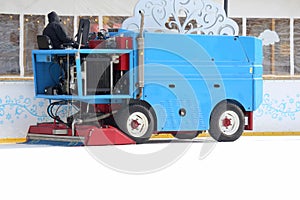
294, 19, 300, 75
1, 12, 300, 79
232, 18, 242, 36
23, 15, 74, 77
274, 19, 290, 75
0, 14, 20, 76
24, 15, 45, 76
103, 16, 129, 29
247, 18, 290, 75
60, 16, 74, 37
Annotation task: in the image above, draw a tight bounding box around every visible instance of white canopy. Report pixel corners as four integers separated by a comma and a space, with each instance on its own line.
1, 0, 300, 17
0, 0, 139, 16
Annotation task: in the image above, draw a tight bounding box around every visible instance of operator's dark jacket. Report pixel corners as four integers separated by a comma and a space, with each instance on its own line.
43, 11, 74, 49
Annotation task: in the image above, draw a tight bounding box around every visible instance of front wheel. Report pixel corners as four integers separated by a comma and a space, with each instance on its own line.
209, 102, 245, 142
114, 103, 155, 143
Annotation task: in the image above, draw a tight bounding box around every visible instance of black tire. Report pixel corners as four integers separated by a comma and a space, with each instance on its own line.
114, 103, 155, 143
172, 132, 200, 139
209, 102, 245, 142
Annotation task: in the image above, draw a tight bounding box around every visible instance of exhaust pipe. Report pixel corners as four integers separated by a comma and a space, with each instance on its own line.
136, 10, 145, 99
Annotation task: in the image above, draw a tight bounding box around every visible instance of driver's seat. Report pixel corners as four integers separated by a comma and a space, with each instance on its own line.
37, 35, 53, 50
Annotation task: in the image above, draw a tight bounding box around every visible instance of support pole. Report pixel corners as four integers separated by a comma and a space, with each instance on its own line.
224, 0, 228, 16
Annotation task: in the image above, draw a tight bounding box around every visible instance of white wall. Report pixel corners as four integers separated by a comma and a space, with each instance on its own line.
254, 80, 300, 132
0, 80, 299, 139
0, 81, 49, 138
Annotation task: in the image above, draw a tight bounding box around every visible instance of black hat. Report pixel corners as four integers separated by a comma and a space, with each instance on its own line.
48, 11, 60, 23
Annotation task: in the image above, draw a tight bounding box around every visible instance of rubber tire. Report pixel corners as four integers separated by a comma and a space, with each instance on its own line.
114, 104, 155, 144
209, 102, 244, 142
172, 132, 200, 139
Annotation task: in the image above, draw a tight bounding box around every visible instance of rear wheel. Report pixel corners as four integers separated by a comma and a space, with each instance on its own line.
209, 102, 244, 142
114, 103, 155, 143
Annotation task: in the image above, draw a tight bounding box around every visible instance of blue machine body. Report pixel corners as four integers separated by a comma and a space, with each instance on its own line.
32, 31, 263, 132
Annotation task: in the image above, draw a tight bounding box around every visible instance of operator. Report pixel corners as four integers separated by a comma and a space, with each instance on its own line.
43, 11, 75, 49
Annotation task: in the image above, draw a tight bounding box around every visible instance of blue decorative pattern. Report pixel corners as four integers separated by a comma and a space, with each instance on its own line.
0, 95, 49, 125
255, 93, 300, 121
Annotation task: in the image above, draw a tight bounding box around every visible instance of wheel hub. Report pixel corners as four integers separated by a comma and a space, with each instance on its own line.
219, 111, 240, 136
131, 120, 140, 129
222, 117, 232, 127
127, 112, 149, 137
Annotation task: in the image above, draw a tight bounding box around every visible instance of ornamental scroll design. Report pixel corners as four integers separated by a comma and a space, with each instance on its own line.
122, 0, 239, 35
0, 95, 49, 124
0, 95, 75, 125
255, 94, 300, 121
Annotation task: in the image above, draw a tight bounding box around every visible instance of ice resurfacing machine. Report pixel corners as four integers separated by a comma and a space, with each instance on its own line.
27, 12, 263, 145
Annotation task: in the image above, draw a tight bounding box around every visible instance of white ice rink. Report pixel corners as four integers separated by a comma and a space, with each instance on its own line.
0, 136, 299, 200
